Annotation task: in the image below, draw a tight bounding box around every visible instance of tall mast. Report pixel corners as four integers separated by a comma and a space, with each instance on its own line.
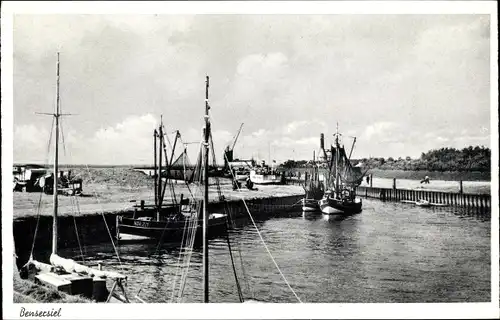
203, 76, 210, 303
335, 122, 340, 197
154, 129, 158, 209
52, 52, 61, 255
158, 116, 163, 218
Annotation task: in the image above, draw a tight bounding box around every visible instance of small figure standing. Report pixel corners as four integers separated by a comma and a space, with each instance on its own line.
366, 175, 370, 185
420, 176, 430, 184
245, 175, 254, 190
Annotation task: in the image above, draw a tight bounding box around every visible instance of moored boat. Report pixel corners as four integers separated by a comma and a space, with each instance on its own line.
249, 161, 284, 185
115, 116, 227, 243
318, 124, 364, 216
21, 53, 131, 303
301, 153, 324, 212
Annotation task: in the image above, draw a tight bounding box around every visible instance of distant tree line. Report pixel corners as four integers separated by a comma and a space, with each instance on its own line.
360, 146, 491, 172
278, 146, 491, 172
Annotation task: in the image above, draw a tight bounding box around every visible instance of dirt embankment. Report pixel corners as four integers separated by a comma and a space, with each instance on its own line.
13, 167, 305, 219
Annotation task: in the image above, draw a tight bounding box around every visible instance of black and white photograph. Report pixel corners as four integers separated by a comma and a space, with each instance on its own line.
2, 1, 498, 319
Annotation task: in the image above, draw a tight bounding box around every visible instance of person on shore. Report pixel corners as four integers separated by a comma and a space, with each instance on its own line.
420, 176, 430, 184
245, 175, 254, 190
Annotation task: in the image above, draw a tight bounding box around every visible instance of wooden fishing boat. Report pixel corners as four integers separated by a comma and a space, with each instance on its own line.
21, 53, 131, 303
249, 165, 283, 185
115, 117, 227, 243
318, 125, 364, 215
153, 77, 302, 304
301, 152, 324, 212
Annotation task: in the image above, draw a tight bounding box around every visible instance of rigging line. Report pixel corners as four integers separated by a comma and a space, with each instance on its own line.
223, 203, 251, 296
240, 194, 302, 303
148, 178, 187, 259
26, 116, 56, 263
222, 157, 254, 298
169, 211, 191, 302
223, 151, 302, 303
59, 102, 67, 157
70, 196, 85, 263
73, 193, 87, 258
225, 220, 244, 302
82, 163, 125, 272
139, 170, 200, 298
170, 223, 189, 301
177, 205, 200, 301
177, 159, 204, 301
177, 220, 198, 301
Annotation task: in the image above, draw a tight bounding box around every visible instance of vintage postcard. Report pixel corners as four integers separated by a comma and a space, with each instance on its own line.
2, 1, 498, 319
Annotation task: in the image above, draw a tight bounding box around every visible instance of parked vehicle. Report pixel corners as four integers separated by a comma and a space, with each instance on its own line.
13, 164, 47, 192
38, 170, 83, 196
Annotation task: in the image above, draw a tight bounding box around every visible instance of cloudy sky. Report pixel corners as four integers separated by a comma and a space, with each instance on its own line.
12, 14, 491, 165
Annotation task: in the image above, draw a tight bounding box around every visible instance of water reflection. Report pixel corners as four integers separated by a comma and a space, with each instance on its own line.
50, 198, 490, 303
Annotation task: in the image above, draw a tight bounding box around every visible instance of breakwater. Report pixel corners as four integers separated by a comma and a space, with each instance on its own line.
357, 185, 491, 215
13, 194, 304, 269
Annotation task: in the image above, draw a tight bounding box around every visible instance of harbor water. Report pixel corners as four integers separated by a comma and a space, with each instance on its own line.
57, 198, 490, 303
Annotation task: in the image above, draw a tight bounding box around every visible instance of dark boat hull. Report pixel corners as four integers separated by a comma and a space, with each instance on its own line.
116, 214, 227, 243
318, 197, 362, 215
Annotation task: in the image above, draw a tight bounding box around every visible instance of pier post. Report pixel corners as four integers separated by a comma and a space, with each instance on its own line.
369, 175, 373, 188
459, 180, 463, 194
392, 178, 396, 190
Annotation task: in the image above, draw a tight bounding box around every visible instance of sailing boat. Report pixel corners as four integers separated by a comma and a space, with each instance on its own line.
318, 124, 363, 215
22, 53, 130, 303
301, 151, 325, 212
160, 76, 301, 304
115, 87, 227, 243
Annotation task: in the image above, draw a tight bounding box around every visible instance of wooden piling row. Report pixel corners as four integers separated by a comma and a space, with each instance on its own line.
357, 185, 490, 215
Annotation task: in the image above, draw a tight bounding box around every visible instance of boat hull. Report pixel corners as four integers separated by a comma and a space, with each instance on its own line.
116, 214, 227, 243
301, 198, 320, 212
249, 171, 283, 185
319, 197, 362, 215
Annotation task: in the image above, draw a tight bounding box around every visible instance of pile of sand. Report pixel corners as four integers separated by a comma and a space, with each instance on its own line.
68, 167, 154, 189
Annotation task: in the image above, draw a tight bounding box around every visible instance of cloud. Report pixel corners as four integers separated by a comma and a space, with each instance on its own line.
362, 122, 400, 141
14, 124, 51, 163
236, 52, 288, 76
12, 15, 491, 164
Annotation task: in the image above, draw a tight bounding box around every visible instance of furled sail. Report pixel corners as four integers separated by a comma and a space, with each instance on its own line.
168, 150, 196, 183
326, 145, 364, 188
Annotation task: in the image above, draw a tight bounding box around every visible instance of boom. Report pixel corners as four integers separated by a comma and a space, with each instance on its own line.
230, 123, 244, 151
